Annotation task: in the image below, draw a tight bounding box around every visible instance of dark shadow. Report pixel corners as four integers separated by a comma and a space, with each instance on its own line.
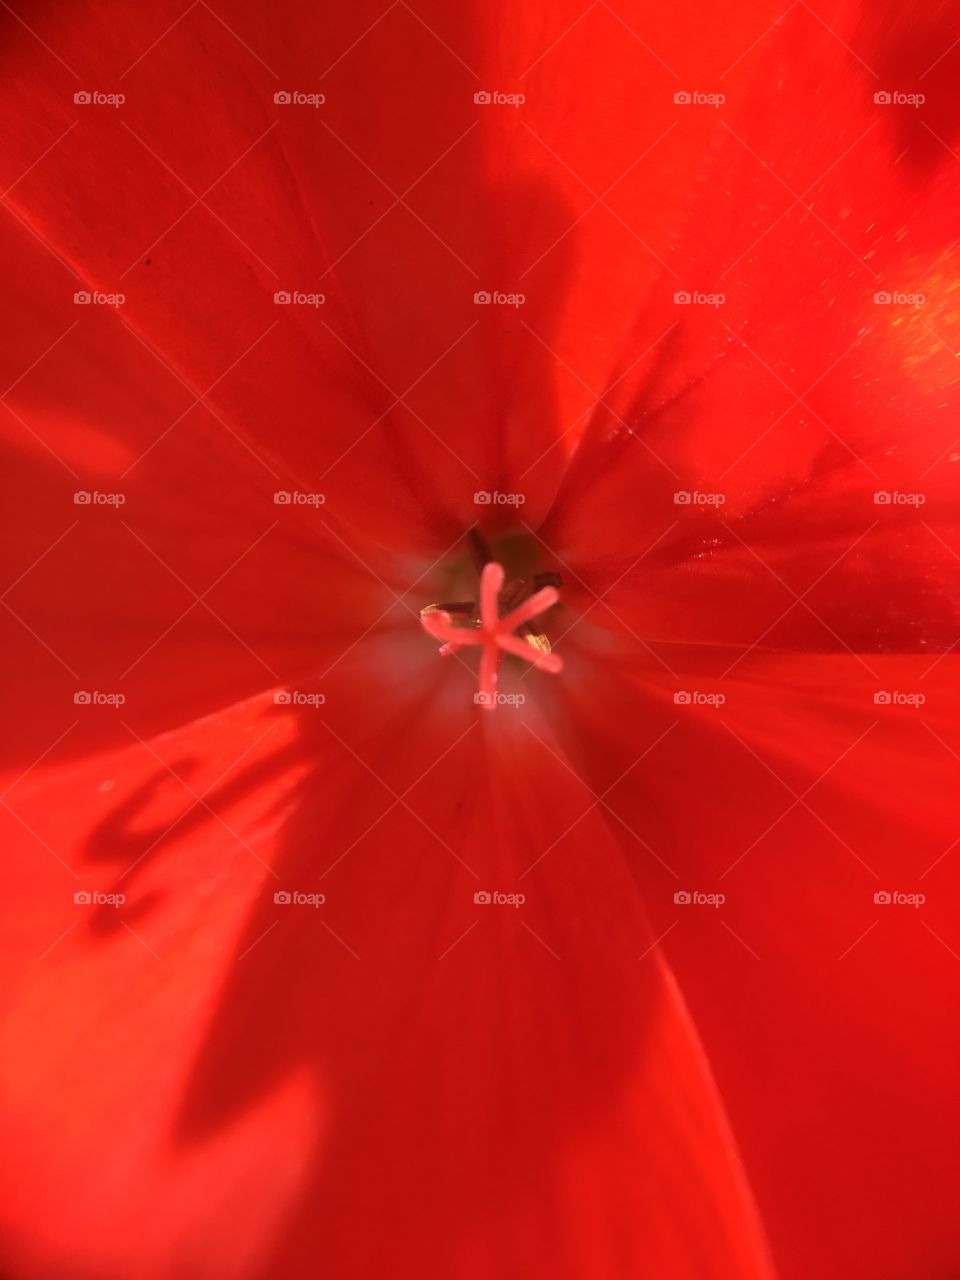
857, 4, 960, 174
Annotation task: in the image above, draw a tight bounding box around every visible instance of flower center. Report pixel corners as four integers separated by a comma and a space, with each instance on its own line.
420, 529, 563, 709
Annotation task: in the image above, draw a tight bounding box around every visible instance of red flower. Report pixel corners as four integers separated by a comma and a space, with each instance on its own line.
1, 2, 958, 1277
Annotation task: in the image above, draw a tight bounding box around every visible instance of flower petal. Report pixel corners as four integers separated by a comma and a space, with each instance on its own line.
541, 633, 960, 1279
2, 655, 774, 1278
0, 0, 651, 543
536, 0, 960, 650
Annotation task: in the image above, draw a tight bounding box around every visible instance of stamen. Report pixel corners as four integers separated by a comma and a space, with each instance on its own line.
421, 560, 564, 709
498, 586, 560, 635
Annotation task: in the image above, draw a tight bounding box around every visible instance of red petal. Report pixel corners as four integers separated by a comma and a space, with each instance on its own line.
0, 205, 413, 767
3, 665, 774, 1278
535, 1, 960, 650
542, 633, 960, 1279
0, 0, 677, 543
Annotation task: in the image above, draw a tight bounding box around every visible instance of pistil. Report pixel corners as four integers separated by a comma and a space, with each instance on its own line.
421, 560, 563, 709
